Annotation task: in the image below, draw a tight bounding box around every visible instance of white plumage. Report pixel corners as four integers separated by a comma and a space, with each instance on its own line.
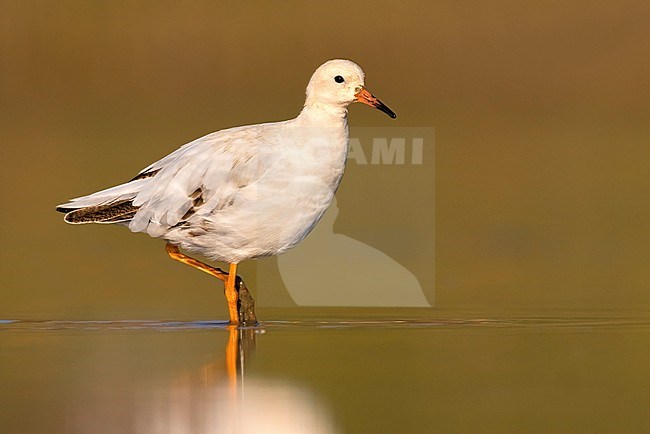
58, 59, 396, 265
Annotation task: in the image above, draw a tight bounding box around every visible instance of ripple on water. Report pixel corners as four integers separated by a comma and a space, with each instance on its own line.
1, 316, 650, 332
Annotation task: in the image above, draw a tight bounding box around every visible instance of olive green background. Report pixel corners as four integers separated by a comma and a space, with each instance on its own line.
2, 2, 650, 433
1, 0, 649, 319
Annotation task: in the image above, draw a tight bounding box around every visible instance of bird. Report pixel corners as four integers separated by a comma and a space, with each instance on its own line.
56, 59, 397, 325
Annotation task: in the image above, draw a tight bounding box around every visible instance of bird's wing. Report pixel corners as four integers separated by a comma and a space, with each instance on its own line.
57, 122, 280, 234
127, 124, 275, 236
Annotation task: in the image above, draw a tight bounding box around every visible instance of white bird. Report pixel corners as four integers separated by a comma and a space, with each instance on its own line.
57, 59, 396, 324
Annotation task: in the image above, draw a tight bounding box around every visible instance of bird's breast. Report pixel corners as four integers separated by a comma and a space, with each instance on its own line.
254, 130, 349, 250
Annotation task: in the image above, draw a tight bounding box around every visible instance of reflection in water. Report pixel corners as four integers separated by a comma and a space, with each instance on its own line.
130, 327, 338, 434
0, 322, 339, 433
2, 318, 650, 432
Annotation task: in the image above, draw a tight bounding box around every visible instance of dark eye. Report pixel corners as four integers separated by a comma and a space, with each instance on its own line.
334, 75, 345, 83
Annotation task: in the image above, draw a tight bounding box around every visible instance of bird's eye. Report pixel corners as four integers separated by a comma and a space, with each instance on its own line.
334, 75, 345, 83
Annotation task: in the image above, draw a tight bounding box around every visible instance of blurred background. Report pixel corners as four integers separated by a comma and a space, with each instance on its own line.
3, 2, 650, 433
1, 0, 649, 319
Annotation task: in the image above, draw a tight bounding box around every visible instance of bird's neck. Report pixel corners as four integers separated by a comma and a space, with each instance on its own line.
297, 102, 349, 128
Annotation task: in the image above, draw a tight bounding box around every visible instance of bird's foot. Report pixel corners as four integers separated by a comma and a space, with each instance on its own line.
216, 266, 258, 326
234, 275, 258, 326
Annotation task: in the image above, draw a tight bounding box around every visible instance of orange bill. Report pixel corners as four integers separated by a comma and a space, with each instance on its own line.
354, 87, 397, 119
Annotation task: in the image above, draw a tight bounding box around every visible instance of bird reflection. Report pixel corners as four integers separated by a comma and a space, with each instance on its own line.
175, 326, 256, 393
130, 326, 337, 434
225, 326, 256, 392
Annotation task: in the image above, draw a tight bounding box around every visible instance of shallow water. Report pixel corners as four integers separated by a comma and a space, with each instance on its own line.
2, 314, 650, 433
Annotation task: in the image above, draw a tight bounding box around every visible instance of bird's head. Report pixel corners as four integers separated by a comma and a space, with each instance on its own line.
305, 59, 396, 119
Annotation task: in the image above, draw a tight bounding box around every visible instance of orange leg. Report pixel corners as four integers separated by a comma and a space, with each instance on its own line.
225, 325, 238, 393
165, 243, 228, 281
225, 263, 239, 324
165, 243, 239, 324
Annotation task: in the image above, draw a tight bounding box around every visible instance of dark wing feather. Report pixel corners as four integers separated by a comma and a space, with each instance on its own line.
59, 200, 139, 224
129, 169, 161, 182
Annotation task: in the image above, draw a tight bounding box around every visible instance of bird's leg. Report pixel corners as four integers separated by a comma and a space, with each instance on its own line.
225, 263, 239, 324
165, 243, 228, 282
165, 244, 257, 325
165, 243, 236, 323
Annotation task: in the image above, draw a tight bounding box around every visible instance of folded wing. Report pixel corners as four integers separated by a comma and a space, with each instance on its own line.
57, 125, 269, 237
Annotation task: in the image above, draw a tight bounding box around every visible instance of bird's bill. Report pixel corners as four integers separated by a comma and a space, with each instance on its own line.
355, 87, 397, 119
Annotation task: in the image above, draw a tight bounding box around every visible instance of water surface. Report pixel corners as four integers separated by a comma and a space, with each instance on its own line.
2, 314, 649, 433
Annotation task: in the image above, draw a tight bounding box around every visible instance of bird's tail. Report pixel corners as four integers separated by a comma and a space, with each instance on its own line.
56, 200, 139, 224
56, 179, 147, 224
